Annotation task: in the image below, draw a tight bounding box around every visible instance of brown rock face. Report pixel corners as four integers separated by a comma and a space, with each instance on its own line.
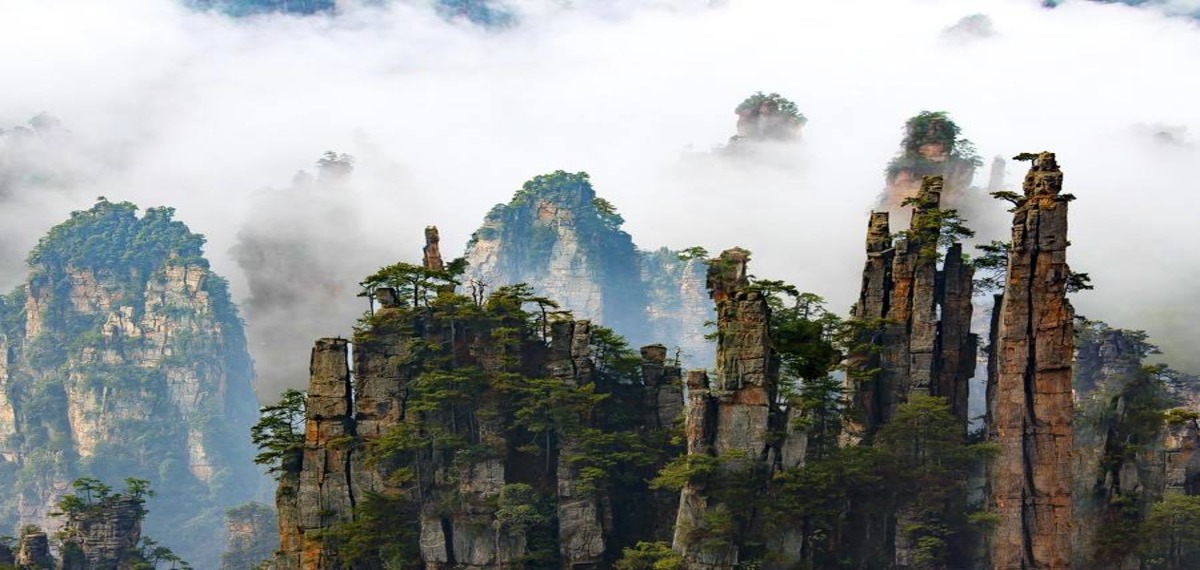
849, 176, 976, 436
423, 225, 445, 271
59, 496, 144, 570
671, 249, 800, 569
989, 152, 1075, 570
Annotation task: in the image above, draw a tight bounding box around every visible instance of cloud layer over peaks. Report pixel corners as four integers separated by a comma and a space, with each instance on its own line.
2, 0, 1200, 396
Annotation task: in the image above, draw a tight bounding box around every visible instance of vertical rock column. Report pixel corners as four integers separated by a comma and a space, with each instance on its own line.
848, 212, 894, 436
552, 320, 609, 569
17, 528, 53, 570
849, 176, 976, 436
938, 242, 977, 427
640, 344, 684, 431
707, 248, 774, 460
671, 248, 780, 569
990, 152, 1074, 570
423, 226, 445, 271
297, 338, 355, 570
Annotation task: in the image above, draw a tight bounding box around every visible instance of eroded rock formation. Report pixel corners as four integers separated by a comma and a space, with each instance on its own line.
671, 249, 802, 569
0, 200, 260, 568
849, 176, 977, 437
276, 235, 685, 568
59, 496, 144, 570
221, 502, 279, 570
16, 527, 52, 570
989, 152, 1075, 570
731, 92, 806, 143
879, 112, 980, 218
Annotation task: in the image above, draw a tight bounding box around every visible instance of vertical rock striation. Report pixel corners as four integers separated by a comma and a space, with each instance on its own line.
989, 152, 1075, 570
849, 176, 976, 437
276, 231, 685, 569
59, 496, 144, 570
671, 248, 801, 569
423, 226, 445, 272
17, 528, 53, 570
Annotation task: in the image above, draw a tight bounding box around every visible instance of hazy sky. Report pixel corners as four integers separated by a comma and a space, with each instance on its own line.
2, 0, 1199, 397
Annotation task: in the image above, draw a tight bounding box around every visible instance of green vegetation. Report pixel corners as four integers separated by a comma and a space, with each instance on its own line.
896, 192, 975, 262
1139, 494, 1200, 569
250, 389, 307, 477
735, 92, 806, 124
886, 111, 981, 181
467, 170, 648, 338
280, 257, 684, 568
0, 198, 259, 569
614, 541, 684, 570
51, 478, 192, 570
28, 198, 207, 274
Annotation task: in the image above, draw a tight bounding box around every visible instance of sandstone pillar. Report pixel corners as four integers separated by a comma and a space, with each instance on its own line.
990, 152, 1074, 570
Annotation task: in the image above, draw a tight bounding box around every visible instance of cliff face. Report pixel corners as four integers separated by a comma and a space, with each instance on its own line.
463, 171, 714, 366
989, 152, 1075, 570
0, 200, 261, 568
59, 496, 144, 570
849, 176, 977, 437
275, 247, 684, 569
221, 502, 278, 570
670, 249, 806, 570
1068, 320, 1200, 568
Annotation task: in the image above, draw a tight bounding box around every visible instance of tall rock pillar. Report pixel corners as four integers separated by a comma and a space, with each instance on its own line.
849, 176, 976, 437
672, 248, 787, 569
990, 152, 1074, 570
423, 226, 444, 271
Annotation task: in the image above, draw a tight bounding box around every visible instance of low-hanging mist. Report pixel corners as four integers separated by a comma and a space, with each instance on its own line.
2, 0, 1199, 400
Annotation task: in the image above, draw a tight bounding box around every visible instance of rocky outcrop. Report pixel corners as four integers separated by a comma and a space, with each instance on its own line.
671, 249, 800, 569
423, 226, 445, 272
16, 527, 53, 570
641, 249, 714, 365
731, 92, 806, 143
463, 171, 714, 367
59, 496, 144, 570
879, 112, 979, 218
0, 200, 261, 569
989, 152, 1075, 570
221, 502, 279, 570
849, 176, 977, 437
276, 234, 685, 569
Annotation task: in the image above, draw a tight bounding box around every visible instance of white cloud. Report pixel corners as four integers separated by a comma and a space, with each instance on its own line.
2, 0, 1199, 394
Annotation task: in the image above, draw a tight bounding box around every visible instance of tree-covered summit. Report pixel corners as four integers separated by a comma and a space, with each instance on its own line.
475, 170, 627, 243
885, 111, 981, 180
27, 198, 208, 274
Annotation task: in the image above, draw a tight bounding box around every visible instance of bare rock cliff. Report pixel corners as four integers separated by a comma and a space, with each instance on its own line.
988, 152, 1075, 570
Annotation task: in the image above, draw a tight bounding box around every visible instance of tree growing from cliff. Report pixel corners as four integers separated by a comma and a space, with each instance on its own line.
250, 388, 307, 477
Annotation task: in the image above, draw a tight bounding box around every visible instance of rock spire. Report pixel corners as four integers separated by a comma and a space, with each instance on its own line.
849, 176, 977, 436
988, 152, 1075, 570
